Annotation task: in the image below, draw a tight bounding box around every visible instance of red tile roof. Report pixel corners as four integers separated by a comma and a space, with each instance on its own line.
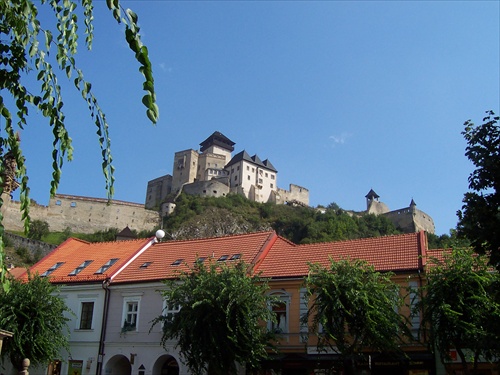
21, 237, 153, 284
256, 231, 427, 278
111, 231, 277, 284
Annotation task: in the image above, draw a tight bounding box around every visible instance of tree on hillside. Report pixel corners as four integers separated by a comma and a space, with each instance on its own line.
0, 0, 158, 290
27, 220, 50, 241
151, 261, 276, 375
0, 273, 72, 371
419, 248, 500, 375
457, 110, 500, 268
302, 258, 410, 374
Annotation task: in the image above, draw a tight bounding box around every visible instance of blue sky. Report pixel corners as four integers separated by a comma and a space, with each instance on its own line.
9, 1, 500, 235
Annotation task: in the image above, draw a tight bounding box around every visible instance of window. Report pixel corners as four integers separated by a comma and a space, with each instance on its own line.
246, 166, 249, 171
56, 200, 61, 206
268, 292, 290, 334
139, 262, 152, 269
229, 254, 241, 261
234, 175, 238, 181
41, 262, 65, 277
171, 259, 184, 266
122, 298, 140, 332
217, 255, 229, 262
248, 175, 251, 180
258, 178, 263, 184
265, 172, 268, 177
270, 183, 274, 188
79, 302, 94, 330
271, 175, 275, 180
409, 280, 420, 338
70, 202, 76, 207
163, 301, 181, 327
95, 258, 119, 274
69, 260, 93, 276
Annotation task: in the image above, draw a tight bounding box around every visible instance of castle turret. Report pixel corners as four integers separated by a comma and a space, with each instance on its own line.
365, 189, 380, 210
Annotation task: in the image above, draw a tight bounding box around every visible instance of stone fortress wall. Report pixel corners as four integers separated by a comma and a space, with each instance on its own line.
1, 193, 159, 234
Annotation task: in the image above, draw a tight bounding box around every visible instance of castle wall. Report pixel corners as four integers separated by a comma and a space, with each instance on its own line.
367, 200, 390, 215
1, 193, 159, 234
182, 179, 230, 198
276, 184, 309, 206
383, 207, 435, 234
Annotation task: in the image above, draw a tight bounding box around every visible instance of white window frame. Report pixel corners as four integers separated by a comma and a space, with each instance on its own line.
122, 296, 141, 332
268, 291, 291, 335
162, 299, 181, 328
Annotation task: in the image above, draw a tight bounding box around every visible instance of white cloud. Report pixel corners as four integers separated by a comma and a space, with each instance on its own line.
329, 132, 352, 146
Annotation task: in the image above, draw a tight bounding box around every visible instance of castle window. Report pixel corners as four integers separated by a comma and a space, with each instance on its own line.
265, 172, 268, 177
71, 202, 76, 208
234, 175, 238, 181
237, 166, 240, 171
56, 200, 61, 206
252, 168, 255, 172
258, 178, 263, 184
271, 175, 275, 180
246, 166, 250, 171
248, 175, 251, 180
213, 190, 217, 194
270, 184, 274, 188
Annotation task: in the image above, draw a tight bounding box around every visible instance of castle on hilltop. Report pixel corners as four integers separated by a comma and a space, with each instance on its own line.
363, 188, 435, 234
145, 131, 309, 212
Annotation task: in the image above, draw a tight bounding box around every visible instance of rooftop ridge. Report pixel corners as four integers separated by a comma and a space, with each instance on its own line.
292, 231, 423, 248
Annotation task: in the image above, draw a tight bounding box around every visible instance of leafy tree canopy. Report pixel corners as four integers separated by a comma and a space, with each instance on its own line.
151, 260, 276, 375
0, 0, 158, 291
457, 110, 500, 268
303, 258, 409, 371
419, 248, 500, 374
27, 219, 49, 240
0, 273, 72, 370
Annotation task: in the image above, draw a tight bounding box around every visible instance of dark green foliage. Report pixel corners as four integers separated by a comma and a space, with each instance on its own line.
303, 258, 409, 371
427, 230, 470, 250
163, 194, 400, 244
0, 273, 72, 371
419, 248, 500, 373
27, 220, 49, 241
0, 0, 157, 291
79, 228, 119, 242
457, 110, 500, 268
151, 261, 276, 375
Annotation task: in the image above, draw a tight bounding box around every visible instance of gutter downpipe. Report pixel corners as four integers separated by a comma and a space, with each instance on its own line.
97, 278, 111, 375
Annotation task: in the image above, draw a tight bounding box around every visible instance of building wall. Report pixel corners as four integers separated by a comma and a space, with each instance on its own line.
145, 175, 172, 210
1, 193, 159, 234
171, 149, 199, 192
197, 153, 227, 181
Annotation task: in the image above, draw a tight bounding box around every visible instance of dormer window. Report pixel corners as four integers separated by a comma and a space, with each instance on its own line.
140, 262, 152, 269
41, 262, 65, 277
69, 260, 93, 276
217, 255, 229, 262
230, 254, 241, 261
171, 259, 184, 266
94, 258, 119, 274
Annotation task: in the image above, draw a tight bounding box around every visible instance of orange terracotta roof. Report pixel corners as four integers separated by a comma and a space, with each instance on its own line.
256, 231, 427, 278
22, 237, 153, 284
111, 231, 277, 284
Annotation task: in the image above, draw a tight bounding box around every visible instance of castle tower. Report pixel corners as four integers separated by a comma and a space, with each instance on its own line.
365, 189, 380, 210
